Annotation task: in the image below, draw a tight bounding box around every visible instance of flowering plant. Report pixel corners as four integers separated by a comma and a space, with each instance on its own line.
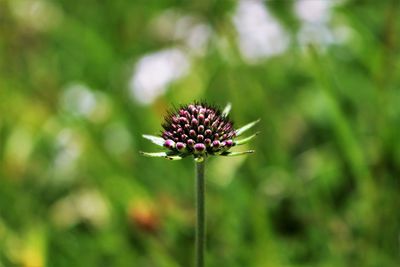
141, 102, 259, 267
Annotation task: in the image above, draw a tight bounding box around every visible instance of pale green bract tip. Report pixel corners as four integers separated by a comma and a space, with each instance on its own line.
235, 119, 260, 137
139, 151, 168, 157
220, 150, 255, 157
139, 151, 183, 160
142, 134, 165, 147
235, 132, 259, 145
222, 103, 232, 117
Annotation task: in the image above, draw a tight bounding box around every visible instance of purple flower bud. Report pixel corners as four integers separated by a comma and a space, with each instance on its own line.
176, 142, 186, 151
191, 118, 199, 126
198, 114, 205, 122
179, 117, 188, 124
205, 129, 212, 136
187, 139, 195, 146
204, 118, 210, 126
205, 138, 212, 146
194, 143, 206, 152
189, 130, 196, 137
212, 140, 220, 148
198, 125, 204, 133
225, 140, 233, 147
163, 131, 172, 139
197, 135, 204, 142
181, 134, 188, 141
164, 139, 175, 149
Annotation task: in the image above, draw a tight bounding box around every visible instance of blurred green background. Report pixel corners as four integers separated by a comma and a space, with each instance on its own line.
1, 0, 400, 266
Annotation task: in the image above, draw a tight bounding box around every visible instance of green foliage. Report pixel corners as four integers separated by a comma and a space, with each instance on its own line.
1, 0, 400, 266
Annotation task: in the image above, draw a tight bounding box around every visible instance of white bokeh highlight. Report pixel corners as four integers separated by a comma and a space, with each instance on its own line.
130, 48, 190, 105
62, 83, 97, 117
294, 0, 339, 47
233, 0, 289, 63
294, 0, 332, 24
150, 10, 212, 56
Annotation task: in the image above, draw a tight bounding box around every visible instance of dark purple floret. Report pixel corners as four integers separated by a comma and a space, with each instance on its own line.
164, 139, 175, 149
176, 142, 186, 151
161, 103, 236, 156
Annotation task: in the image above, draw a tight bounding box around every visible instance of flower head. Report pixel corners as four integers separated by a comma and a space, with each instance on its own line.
141, 102, 259, 160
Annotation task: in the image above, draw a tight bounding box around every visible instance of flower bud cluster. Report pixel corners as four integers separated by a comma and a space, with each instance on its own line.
161, 103, 236, 155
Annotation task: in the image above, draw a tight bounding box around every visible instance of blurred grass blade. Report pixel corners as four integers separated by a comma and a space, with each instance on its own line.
235, 119, 260, 136
222, 103, 232, 117
235, 132, 259, 145
220, 150, 255, 157
142, 134, 164, 147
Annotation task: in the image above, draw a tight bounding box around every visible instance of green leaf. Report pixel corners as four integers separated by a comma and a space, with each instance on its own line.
222, 103, 232, 117
220, 150, 255, 157
142, 134, 165, 147
235, 132, 259, 145
235, 119, 260, 136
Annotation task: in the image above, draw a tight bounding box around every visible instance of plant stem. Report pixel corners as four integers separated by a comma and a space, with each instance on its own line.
195, 159, 205, 267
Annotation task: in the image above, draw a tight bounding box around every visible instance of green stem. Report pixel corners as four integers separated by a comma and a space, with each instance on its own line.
195, 159, 205, 267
